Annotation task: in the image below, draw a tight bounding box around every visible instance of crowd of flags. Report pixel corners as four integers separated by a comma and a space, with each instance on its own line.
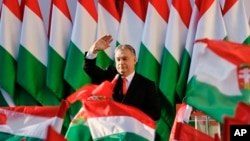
0, 0, 250, 140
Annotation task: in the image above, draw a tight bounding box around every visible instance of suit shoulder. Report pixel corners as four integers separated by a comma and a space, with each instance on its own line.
135, 73, 155, 84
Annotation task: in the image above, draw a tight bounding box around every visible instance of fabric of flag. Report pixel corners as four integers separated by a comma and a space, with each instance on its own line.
0, 89, 15, 107
136, 0, 169, 84
222, 102, 250, 141
176, 0, 227, 101
0, 100, 68, 141
169, 103, 188, 141
85, 100, 156, 141
65, 107, 92, 141
65, 76, 119, 141
64, 0, 97, 91
0, 0, 21, 97
222, 0, 250, 44
95, 0, 120, 69
160, 0, 192, 111
184, 38, 250, 123
173, 122, 220, 141
16, 0, 60, 105
0, 0, 40, 106
66, 75, 156, 141
157, 0, 192, 140
116, 0, 148, 56
134, 0, 171, 140
45, 125, 67, 141
46, 0, 72, 99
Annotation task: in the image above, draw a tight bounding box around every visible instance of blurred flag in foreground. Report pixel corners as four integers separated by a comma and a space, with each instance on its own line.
66, 75, 156, 140
0, 100, 68, 140
184, 38, 250, 123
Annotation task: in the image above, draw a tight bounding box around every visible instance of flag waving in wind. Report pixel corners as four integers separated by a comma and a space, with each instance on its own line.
184, 38, 250, 123
0, 100, 69, 140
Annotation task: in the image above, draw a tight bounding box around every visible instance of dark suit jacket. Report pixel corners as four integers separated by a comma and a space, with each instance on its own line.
83, 55, 161, 121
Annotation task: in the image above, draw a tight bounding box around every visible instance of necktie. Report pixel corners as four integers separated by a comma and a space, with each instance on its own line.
122, 77, 127, 95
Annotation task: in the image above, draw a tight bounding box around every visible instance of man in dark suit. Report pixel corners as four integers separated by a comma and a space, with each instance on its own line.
83, 34, 161, 121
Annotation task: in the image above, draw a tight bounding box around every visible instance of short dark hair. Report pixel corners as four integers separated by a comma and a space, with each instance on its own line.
115, 44, 136, 56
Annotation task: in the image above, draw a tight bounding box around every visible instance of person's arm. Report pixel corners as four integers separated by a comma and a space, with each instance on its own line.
83, 34, 115, 84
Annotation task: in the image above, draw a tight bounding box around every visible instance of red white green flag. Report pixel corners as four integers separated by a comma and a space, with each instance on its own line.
47, 0, 72, 99
85, 100, 156, 141
184, 39, 250, 123
0, 0, 40, 106
64, 0, 97, 90
0, 100, 68, 140
160, 0, 192, 111
16, 0, 60, 105
116, 0, 148, 56
222, 0, 250, 44
95, 0, 120, 69
176, 0, 227, 101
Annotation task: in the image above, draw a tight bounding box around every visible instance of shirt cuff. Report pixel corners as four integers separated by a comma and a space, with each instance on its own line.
86, 51, 97, 59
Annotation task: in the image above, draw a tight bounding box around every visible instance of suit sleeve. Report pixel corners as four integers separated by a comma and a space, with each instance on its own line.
83, 52, 116, 84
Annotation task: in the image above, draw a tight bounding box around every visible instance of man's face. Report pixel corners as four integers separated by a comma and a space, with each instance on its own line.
115, 48, 136, 76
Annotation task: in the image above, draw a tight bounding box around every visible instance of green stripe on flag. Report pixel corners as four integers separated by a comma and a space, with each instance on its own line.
243, 36, 250, 45
184, 77, 250, 123
64, 41, 92, 90
95, 132, 149, 141
159, 48, 180, 106
96, 51, 114, 69
47, 46, 66, 98
176, 49, 191, 101
17, 46, 60, 105
136, 43, 161, 84
0, 46, 16, 96
0, 132, 43, 141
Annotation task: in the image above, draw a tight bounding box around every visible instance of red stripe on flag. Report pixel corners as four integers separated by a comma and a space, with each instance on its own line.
174, 122, 216, 141
150, 0, 169, 23
0, 113, 7, 124
3, 0, 22, 21
99, 0, 121, 22
53, 0, 72, 22
196, 0, 214, 21
26, 0, 43, 21
222, 0, 237, 15
0, 100, 69, 118
125, 0, 148, 21
172, 0, 192, 28
85, 100, 156, 129
79, 0, 97, 22
196, 39, 250, 66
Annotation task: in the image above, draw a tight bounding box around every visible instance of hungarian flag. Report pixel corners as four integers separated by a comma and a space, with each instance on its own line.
64, 0, 97, 91
47, 0, 72, 99
222, 0, 250, 44
160, 0, 192, 111
0, 0, 40, 106
95, 0, 120, 69
176, 0, 227, 102
85, 100, 156, 141
184, 38, 250, 123
0, 100, 68, 140
116, 0, 148, 57
16, 0, 60, 105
